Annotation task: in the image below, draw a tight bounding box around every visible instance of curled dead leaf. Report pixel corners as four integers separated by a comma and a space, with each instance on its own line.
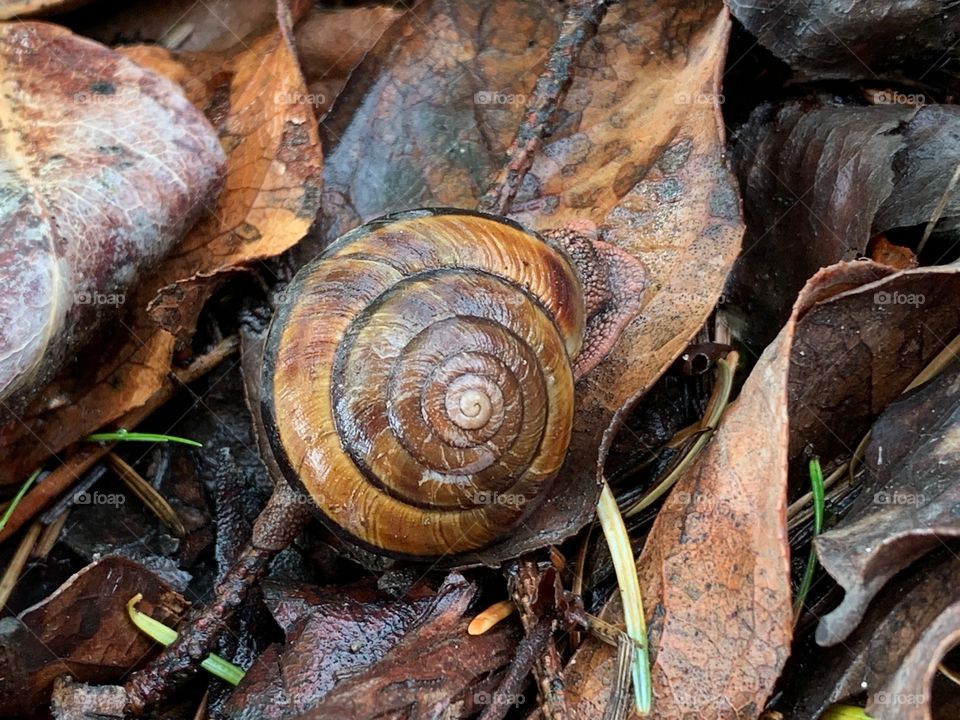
0, 21, 225, 407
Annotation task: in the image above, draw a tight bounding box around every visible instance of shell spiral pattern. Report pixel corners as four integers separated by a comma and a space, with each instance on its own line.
263, 209, 586, 557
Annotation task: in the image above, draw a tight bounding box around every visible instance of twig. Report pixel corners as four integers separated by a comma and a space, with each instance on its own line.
124, 482, 311, 713
508, 559, 569, 720
477, 617, 553, 720
477, 0, 614, 215
107, 453, 186, 538
32, 511, 71, 561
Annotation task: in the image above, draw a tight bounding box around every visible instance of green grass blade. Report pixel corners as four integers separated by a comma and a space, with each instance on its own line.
793, 458, 826, 620
0, 469, 42, 532
86, 428, 202, 447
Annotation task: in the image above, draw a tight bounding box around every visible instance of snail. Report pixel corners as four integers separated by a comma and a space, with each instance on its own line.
261, 208, 646, 558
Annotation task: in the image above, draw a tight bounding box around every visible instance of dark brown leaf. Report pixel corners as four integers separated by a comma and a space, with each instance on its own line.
0, 556, 185, 717
815, 352, 960, 646
728, 101, 960, 354
725, 0, 960, 86
779, 550, 960, 719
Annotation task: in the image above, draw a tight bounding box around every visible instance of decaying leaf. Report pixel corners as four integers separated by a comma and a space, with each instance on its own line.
780, 550, 960, 719
220, 578, 454, 718
282, 574, 520, 720
0, 21, 225, 406
124, 8, 323, 340
728, 100, 960, 353
0, 8, 322, 486
725, 0, 960, 86
0, 556, 185, 718
816, 351, 960, 646
313, 0, 741, 564
566, 261, 960, 717
293, 4, 406, 117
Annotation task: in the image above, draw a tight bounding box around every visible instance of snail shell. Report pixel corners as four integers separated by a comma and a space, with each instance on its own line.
262, 208, 587, 558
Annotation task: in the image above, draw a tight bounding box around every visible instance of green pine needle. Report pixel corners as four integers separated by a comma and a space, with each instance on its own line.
0, 468, 42, 532
86, 428, 202, 447
127, 594, 245, 685
597, 482, 652, 715
793, 457, 826, 620
821, 703, 874, 719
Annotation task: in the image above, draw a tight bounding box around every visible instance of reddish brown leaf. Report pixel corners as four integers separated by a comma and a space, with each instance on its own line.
0, 9, 322, 486
567, 261, 960, 717
286, 574, 520, 720
222, 576, 491, 719
0, 556, 185, 717
0, 21, 225, 406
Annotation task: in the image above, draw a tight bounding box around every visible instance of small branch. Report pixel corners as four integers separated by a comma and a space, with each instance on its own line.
478, 617, 553, 720
477, 0, 614, 216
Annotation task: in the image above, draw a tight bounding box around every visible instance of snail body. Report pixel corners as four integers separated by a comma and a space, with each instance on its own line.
262, 208, 644, 558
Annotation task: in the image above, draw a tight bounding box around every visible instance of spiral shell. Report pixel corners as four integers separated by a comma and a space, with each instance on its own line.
262, 209, 586, 557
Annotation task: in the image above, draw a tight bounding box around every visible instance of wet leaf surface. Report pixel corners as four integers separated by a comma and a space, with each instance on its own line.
223, 573, 519, 720
0, 21, 225, 406
728, 100, 960, 354
725, 0, 960, 87
0, 556, 185, 717
815, 352, 960, 646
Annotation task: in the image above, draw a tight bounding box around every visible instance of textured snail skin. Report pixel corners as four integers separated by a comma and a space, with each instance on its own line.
262, 209, 587, 558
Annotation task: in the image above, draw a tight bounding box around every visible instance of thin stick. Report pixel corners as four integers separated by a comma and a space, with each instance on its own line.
107, 453, 186, 538
477, 617, 553, 720
476, 0, 614, 215
0, 521, 42, 608
32, 510, 70, 560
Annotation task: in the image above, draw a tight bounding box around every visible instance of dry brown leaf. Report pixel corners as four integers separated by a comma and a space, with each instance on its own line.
0, 10, 321, 486
0, 0, 90, 20
0, 21, 225, 406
